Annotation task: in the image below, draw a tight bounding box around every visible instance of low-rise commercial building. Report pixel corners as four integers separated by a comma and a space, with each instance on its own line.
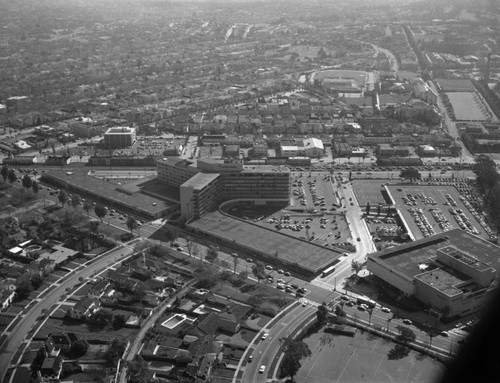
367, 229, 499, 319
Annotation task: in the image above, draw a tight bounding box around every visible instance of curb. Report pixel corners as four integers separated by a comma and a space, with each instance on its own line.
232, 301, 300, 383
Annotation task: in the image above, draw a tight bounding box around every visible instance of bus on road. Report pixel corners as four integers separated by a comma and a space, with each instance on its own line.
321, 265, 336, 278
356, 296, 376, 308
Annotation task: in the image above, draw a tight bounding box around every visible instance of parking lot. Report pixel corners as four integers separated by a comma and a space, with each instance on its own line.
289, 171, 340, 212
386, 183, 494, 241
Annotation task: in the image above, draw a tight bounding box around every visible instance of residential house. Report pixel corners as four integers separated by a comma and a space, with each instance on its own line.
0, 290, 16, 312
38, 356, 63, 382
44, 333, 76, 357
87, 280, 111, 300
216, 312, 240, 334
188, 335, 224, 359
68, 298, 100, 320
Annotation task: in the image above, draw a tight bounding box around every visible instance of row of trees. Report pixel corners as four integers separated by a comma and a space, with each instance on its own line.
474, 155, 500, 232
1, 165, 41, 193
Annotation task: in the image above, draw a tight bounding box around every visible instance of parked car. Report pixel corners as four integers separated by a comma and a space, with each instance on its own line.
403, 319, 413, 325
261, 332, 269, 340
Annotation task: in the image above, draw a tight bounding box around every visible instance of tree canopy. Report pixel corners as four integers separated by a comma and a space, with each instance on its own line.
399, 168, 421, 182
94, 205, 107, 222
252, 261, 266, 282
104, 338, 127, 366
57, 190, 68, 206
126, 216, 138, 234
8, 169, 17, 184
31, 180, 39, 194
83, 200, 93, 217
1, 165, 8, 182
22, 174, 32, 192
395, 325, 416, 344
316, 302, 329, 326
473, 155, 500, 233
279, 339, 312, 379
205, 245, 219, 264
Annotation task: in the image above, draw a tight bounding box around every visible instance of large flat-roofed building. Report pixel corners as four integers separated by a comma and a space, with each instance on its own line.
180, 173, 220, 220
157, 158, 290, 219
367, 229, 500, 319
157, 158, 200, 188
103, 126, 136, 148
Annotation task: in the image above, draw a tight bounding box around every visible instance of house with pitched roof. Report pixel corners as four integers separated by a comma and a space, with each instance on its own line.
68, 298, 100, 320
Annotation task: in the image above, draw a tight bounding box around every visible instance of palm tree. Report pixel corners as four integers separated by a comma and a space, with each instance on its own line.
367, 307, 374, 326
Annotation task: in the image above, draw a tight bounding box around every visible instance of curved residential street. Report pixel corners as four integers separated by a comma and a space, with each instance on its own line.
0, 244, 136, 383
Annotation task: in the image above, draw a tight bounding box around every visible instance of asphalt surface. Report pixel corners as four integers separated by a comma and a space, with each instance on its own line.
241, 304, 316, 383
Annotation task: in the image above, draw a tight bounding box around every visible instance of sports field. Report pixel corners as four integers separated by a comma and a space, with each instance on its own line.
296, 328, 445, 383
446, 92, 493, 121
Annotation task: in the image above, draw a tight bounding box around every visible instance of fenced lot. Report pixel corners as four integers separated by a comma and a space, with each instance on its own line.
296, 328, 444, 383
386, 184, 491, 241
352, 180, 390, 206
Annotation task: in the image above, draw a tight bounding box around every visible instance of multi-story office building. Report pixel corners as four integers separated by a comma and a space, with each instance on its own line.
156, 158, 200, 188
157, 158, 290, 219
103, 127, 136, 149
180, 173, 220, 220
220, 165, 290, 201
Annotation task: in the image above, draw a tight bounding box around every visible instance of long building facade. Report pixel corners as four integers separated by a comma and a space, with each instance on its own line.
367, 229, 499, 319
157, 158, 290, 220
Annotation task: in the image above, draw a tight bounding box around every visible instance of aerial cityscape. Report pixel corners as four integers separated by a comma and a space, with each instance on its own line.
1, 0, 500, 382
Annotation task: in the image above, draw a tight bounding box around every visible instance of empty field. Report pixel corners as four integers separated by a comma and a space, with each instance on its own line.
296, 327, 444, 383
